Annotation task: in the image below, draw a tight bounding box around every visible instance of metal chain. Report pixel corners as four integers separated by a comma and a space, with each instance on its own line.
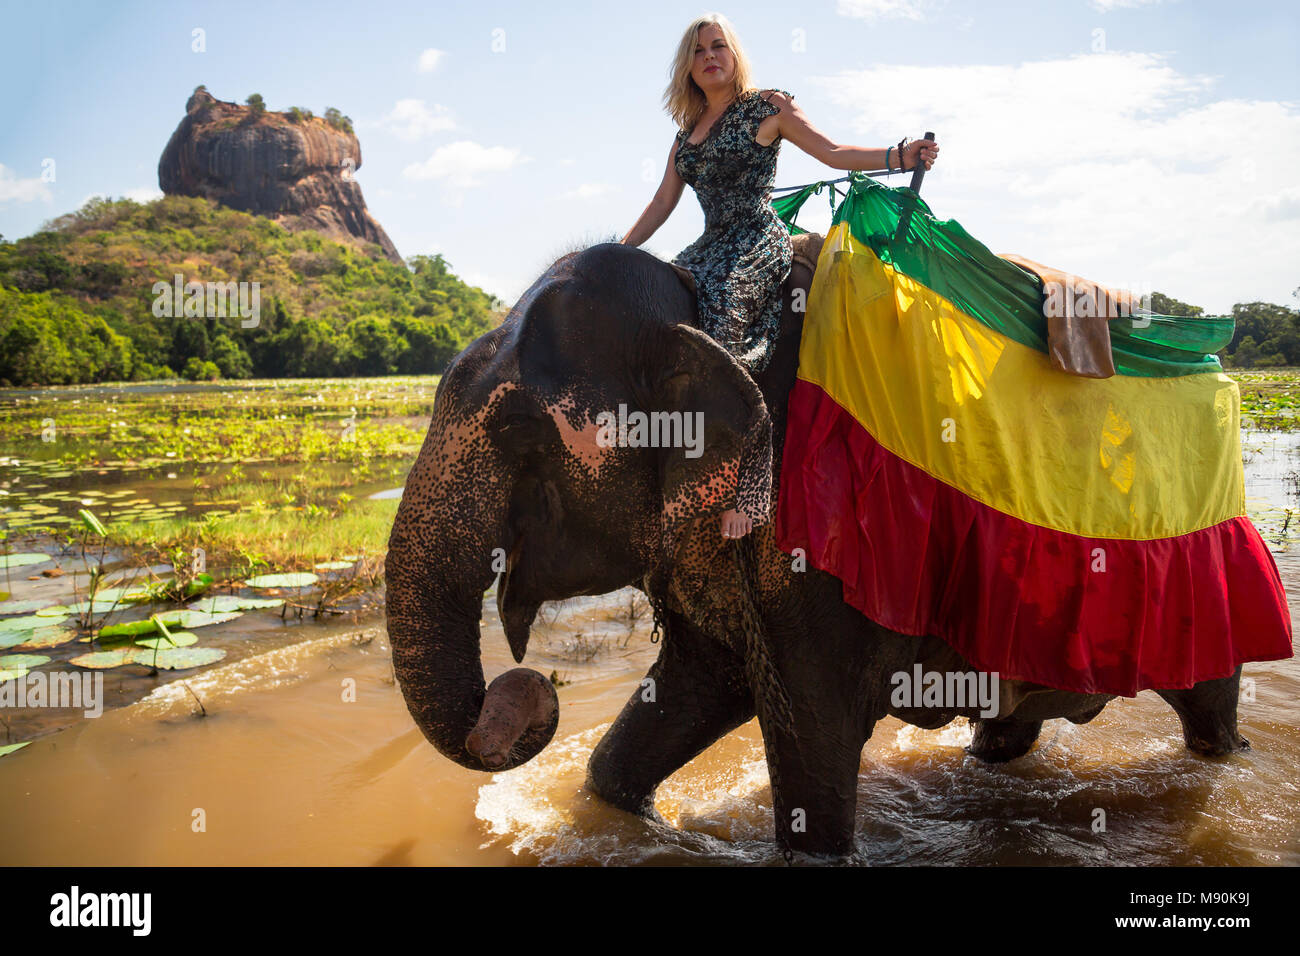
733, 534, 796, 741
648, 588, 668, 644
645, 534, 800, 859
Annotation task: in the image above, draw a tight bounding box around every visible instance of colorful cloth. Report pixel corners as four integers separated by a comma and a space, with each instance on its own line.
673, 88, 794, 372
774, 173, 1293, 696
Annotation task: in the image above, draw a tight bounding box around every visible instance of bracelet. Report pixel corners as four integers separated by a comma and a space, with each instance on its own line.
898, 137, 909, 172
885, 145, 893, 172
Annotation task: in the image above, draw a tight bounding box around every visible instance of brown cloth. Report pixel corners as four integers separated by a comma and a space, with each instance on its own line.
998, 253, 1142, 379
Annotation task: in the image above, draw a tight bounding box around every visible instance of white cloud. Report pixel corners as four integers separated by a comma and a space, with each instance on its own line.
460, 269, 523, 303
559, 182, 615, 200
124, 186, 163, 203
0, 163, 53, 203
1251, 186, 1300, 223
1090, 0, 1174, 11
805, 51, 1300, 312
402, 141, 531, 188
417, 48, 445, 73
836, 0, 935, 22
376, 98, 456, 141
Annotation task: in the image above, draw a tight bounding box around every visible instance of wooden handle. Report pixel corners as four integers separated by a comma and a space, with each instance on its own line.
894, 131, 936, 242
908, 131, 936, 192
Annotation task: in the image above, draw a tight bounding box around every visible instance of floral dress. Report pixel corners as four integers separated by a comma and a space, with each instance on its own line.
673, 88, 794, 374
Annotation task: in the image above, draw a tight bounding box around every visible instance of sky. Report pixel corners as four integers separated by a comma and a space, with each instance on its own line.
1, 0, 1297, 315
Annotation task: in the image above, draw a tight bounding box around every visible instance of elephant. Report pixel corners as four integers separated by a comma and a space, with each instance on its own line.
384, 231, 1251, 860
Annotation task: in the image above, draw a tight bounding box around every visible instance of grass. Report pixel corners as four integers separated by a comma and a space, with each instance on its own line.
0, 376, 437, 468
109, 497, 399, 577
0, 378, 428, 607
1231, 367, 1300, 432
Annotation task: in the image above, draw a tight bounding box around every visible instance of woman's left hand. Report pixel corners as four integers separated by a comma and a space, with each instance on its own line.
904, 138, 940, 171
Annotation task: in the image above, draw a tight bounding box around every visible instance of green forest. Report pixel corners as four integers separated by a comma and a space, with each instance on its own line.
0, 195, 505, 386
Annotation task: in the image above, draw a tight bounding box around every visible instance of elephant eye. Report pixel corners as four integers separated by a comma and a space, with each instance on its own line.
499, 412, 540, 432
493, 412, 553, 454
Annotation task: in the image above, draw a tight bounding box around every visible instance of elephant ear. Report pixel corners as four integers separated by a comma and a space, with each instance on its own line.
651, 323, 772, 554
668, 261, 697, 297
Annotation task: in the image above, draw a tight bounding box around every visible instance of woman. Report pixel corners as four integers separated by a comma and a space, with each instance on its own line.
621, 13, 939, 540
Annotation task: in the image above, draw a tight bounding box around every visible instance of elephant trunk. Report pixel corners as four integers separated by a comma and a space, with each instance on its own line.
465, 668, 559, 769
384, 390, 558, 772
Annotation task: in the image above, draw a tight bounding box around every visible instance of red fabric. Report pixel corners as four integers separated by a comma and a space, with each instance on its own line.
774, 379, 1294, 696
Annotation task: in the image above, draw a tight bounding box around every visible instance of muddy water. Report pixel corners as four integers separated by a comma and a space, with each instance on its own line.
2, 460, 1299, 865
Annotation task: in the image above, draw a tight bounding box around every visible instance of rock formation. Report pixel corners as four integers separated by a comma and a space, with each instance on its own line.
158, 88, 402, 265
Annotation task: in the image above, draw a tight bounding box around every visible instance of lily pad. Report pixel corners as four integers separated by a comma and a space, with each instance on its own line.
313, 561, 354, 571
93, 619, 163, 639
92, 585, 153, 603
70, 648, 138, 669
0, 599, 59, 616
0, 614, 69, 634
0, 742, 31, 758
134, 632, 199, 650
38, 598, 124, 616
15, 627, 78, 649
0, 668, 29, 681
0, 654, 50, 670
77, 509, 108, 536
186, 595, 283, 613
245, 572, 318, 588
0, 553, 51, 569
167, 609, 241, 629
134, 646, 226, 670
96, 610, 240, 638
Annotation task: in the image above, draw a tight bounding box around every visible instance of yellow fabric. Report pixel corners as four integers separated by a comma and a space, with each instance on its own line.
797, 222, 1245, 540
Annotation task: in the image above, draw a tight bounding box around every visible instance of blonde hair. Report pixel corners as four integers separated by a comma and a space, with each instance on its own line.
663, 13, 757, 133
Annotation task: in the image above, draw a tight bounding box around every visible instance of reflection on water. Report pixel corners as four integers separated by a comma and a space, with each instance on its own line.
0, 436, 1298, 865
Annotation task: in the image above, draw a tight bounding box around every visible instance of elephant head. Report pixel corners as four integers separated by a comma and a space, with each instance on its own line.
385, 242, 771, 771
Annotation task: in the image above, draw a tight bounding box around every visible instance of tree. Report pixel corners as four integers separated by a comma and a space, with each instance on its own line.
393, 316, 459, 373
210, 335, 253, 379
182, 356, 221, 381
246, 93, 266, 115
1226, 302, 1300, 365
1230, 335, 1262, 368
323, 107, 354, 134
1149, 291, 1203, 318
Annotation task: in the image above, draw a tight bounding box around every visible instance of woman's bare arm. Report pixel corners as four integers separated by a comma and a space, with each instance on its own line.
765, 92, 939, 172
622, 137, 688, 246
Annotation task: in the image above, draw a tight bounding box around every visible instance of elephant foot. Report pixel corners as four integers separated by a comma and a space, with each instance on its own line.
1156, 667, 1249, 758
582, 767, 659, 820
777, 846, 863, 867
966, 717, 1043, 763
1184, 732, 1250, 757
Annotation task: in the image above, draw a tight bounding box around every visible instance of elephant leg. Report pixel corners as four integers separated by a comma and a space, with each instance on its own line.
757, 708, 864, 861
1155, 666, 1249, 756
755, 616, 901, 860
585, 614, 755, 818
967, 717, 1043, 762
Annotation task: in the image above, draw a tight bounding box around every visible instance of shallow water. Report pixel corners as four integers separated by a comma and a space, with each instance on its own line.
1, 438, 1298, 865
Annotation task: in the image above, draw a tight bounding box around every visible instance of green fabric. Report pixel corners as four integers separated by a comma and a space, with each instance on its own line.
776, 171, 1232, 378
771, 180, 845, 238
